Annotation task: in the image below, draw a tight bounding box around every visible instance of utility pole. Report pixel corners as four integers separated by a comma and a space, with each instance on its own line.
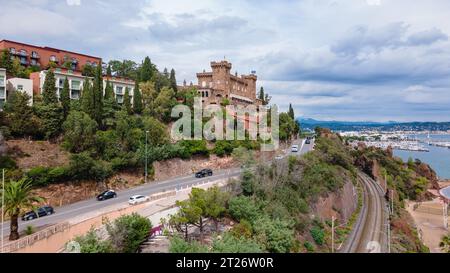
443, 200, 448, 230
145, 130, 149, 184
384, 174, 387, 194
387, 220, 391, 253
391, 190, 394, 216
1, 169, 4, 254
331, 216, 335, 253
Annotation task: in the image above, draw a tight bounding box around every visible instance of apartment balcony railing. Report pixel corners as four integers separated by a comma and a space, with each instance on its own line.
0, 87, 6, 98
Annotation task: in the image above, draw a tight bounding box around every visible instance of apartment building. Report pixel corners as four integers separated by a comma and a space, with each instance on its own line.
0, 68, 6, 108
29, 69, 136, 104
6, 78, 34, 104
0, 40, 101, 72
103, 76, 135, 104
30, 69, 87, 100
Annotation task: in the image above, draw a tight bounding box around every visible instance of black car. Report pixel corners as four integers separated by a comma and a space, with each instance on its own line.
305, 139, 311, 144
22, 206, 55, 221
195, 169, 213, 178
97, 190, 117, 201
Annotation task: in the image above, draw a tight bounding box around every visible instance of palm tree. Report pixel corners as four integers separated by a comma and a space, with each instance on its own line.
1, 178, 44, 240
440, 234, 450, 253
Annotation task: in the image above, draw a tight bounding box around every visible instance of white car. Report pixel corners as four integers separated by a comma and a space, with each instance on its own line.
275, 155, 283, 160
291, 145, 299, 153
128, 195, 150, 205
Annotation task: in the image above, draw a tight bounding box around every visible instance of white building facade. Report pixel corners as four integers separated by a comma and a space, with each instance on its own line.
0, 68, 6, 108
6, 78, 34, 105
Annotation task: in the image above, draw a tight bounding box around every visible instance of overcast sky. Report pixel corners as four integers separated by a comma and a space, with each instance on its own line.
1, 0, 450, 122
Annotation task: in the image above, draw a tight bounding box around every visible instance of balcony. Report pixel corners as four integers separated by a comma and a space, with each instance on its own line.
49, 56, 59, 63
0, 87, 6, 99
20, 58, 29, 65
31, 52, 40, 59
71, 90, 81, 100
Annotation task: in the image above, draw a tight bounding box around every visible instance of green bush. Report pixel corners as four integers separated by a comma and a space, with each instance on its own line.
228, 196, 261, 224
253, 217, 295, 253
27, 166, 68, 187
212, 233, 263, 253
106, 213, 152, 253
73, 229, 114, 253
169, 235, 209, 253
0, 155, 17, 170
304, 241, 315, 252
310, 226, 325, 246
25, 225, 35, 235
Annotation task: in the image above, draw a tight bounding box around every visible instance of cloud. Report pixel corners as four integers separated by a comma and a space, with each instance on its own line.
1, 0, 450, 121
66, 0, 81, 6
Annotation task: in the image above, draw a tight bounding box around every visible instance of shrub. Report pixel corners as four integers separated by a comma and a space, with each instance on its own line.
27, 166, 51, 187
228, 196, 261, 224
169, 235, 209, 253
253, 217, 295, 253
304, 241, 315, 252
73, 229, 114, 253
212, 233, 263, 253
106, 213, 152, 253
25, 225, 35, 235
229, 219, 253, 239
0, 155, 17, 170
310, 226, 325, 246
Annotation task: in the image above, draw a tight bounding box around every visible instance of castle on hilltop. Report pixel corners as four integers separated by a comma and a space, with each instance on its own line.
181, 60, 262, 106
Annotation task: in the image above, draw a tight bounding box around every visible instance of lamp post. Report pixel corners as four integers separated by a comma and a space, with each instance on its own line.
145, 130, 149, 184
1, 169, 4, 253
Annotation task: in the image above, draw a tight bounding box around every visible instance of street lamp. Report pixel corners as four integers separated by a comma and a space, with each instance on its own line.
145, 130, 149, 184
1, 169, 4, 253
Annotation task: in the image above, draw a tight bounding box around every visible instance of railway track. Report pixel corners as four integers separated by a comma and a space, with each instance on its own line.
341, 172, 389, 253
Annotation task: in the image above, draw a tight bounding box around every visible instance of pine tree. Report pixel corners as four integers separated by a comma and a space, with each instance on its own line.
123, 87, 132, 115
92, 64, 104, 125
60, 77, 71, 117
170, 68, 178, 93
133, 80, 143, 115
42, 70, 58, 105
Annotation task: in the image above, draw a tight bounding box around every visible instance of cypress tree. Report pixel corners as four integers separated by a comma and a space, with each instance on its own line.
123, 87, 132, 115
106, 64, 112, 77
259, 87, 265, 104
60, 77, 71, 117
170, 68, 178, 93
81, 78, 95, 118
288, 103, 295, 120
104, 80, 114, 100
42, 69, 58, 105
133, 80, 143, 114
140, 57, 154, 82
92, 64, 104, 125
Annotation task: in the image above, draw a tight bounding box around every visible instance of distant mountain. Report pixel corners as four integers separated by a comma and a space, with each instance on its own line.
297, 118, 450, 132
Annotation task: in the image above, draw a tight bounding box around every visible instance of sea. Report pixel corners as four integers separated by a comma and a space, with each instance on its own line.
393, 134, 450, 179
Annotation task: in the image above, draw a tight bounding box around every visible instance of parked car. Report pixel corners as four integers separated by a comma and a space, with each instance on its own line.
275, 155, 283, 160
97, 190, 117, 201
195, 169, 213, 178
291, 145, 299, 153
22, 206, 54, 221
305, 139, 311, 145
128, 195, 150, 205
